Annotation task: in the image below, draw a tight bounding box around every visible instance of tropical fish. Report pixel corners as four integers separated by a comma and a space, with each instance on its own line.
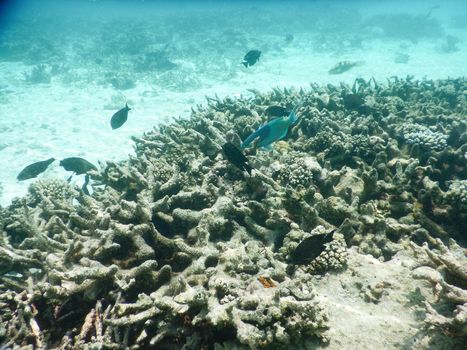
222, 142, 253, 175
59, 157, 97, 175
328, 61, 363, 75
17, 158, 55, 181
242, 100, 303, 150
82, 174, 90, 195
285, 34, 294, 44
290, 230, 335, 265
111, 104, 131, 130
343, 93, 365, 109
265, 105, 289, 118
242, 50, 261, 68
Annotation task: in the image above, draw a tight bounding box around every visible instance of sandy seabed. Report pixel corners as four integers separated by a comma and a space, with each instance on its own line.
1, 37, 466, 206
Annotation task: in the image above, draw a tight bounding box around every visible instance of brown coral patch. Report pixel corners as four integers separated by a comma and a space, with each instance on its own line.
258, 276, 276, 288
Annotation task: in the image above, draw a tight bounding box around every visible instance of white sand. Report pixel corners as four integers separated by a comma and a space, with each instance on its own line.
316, 248, 429, 350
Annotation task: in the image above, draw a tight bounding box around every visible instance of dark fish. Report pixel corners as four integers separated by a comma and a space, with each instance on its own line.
242, 50, 261, 68
290, 230, 335, 265
110, 103, 131, 130
17, 157, 55, 181
222, 142, 253, 175
425, 5, 440, 19
82, 174, 90, 195
285, 34, 294, 44
343, 94, 365, 109
59, 157, 97, 175
328, 61, 363, 75
265, 105, 290, 118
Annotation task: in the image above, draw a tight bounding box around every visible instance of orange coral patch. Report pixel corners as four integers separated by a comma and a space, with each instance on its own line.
258, 276, 276, 288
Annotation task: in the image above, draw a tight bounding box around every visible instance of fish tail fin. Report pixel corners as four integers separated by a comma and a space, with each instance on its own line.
242, 61, 248, 68
325, 229, 335, 243
289, 111, 298, 123
244, 163, 253, 175
289, 99, 304, 123
126, 103, 131, 111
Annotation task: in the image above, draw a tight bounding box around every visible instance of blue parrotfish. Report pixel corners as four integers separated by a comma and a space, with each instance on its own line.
241, 100, 303, 150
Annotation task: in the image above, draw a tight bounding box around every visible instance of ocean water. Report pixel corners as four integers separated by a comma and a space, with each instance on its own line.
0, 0, 466, 205
0, 1, 466, 349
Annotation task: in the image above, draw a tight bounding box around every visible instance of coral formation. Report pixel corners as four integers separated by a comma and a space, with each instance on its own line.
272, 153, 325, 189
306, 234, 348, 274
23, 64, 52, 84
27, 178, 77, 205
0, 77, 466, 349
397, 123, 448, 152
410, 236, 467, 345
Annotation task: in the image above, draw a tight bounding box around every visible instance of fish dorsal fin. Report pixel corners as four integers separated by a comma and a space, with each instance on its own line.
288, 99, 304, 123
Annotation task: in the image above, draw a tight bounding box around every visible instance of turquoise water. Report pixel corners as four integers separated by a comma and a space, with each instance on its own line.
0, 1, 466, 349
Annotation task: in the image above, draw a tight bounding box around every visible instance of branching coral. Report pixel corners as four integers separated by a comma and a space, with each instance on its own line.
273, 154, 325, 189
0, 77, 465, 349
23, 64, 52, 84
410, 237, 467, 342
398, 123, 448, 152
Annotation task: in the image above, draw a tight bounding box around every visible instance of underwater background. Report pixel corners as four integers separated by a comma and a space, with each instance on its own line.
0, 0, 466, 349
0, 0, 466, 205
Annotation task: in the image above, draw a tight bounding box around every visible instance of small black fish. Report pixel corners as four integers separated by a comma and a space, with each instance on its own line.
222, 142, 253, 175
82, 174, 90, 195
110, 103, 131, 130
290, 230, 335, 265
17, 157, 55, 181
265, 105, 290, 118
59, 157, 97, 175
343, 94, 365, 109
328, 61, 363, 75
242, 50, 261, 68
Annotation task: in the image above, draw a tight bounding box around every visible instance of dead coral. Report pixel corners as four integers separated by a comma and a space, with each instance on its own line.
0, 77, 465, 349
410, 237, 467, 341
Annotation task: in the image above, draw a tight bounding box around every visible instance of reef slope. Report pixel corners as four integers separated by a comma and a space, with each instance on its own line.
0, 77, 466, 349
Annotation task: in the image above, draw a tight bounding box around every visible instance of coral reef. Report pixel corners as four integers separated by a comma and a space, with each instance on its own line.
397, 123, 448, 152
410, 236, 467, 345
0, 77, 466, 349
280, 226, 348, 274
272, 153, 325, 189
23, 64, 52, 84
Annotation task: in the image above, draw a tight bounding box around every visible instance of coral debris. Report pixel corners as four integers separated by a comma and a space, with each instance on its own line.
0, 77, 466, 349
